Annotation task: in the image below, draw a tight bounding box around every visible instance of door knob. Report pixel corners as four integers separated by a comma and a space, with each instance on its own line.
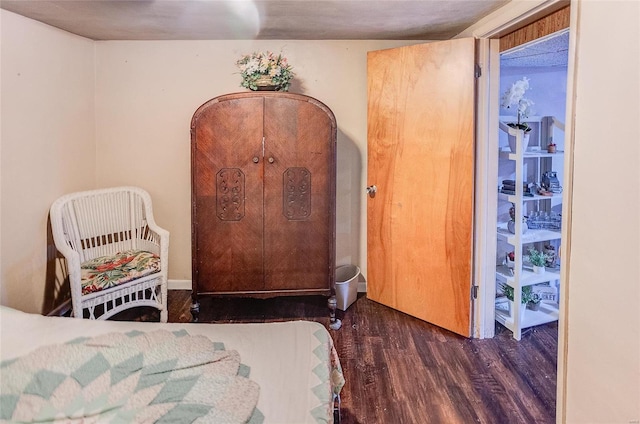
366, 185, 377, 198
252, 156, 259, 163
268, 157, 275, 164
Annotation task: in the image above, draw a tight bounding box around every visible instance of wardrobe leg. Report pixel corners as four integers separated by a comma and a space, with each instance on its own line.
328, 296, 342, 330
190, 301, 200, 323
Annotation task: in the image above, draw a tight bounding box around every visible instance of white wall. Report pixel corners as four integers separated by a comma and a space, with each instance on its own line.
1, 11, 418, 311
563, 1, 640, 421
94, 39, 417, 282
0, 10, 95, 313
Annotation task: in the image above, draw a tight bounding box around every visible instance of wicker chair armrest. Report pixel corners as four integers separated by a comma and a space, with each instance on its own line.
49, 206, 82, 270
49, 221, 84, 310
137, 188, 169, 266
55, 244, 82, 275
141, 225, 170, 265
156, 226, 169, 274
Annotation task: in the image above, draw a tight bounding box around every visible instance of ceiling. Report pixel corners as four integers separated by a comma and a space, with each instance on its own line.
0, 0, 510, 41
501, 29, 569, 68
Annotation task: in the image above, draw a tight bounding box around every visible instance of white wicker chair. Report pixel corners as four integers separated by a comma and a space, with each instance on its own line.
50, 186, 169, 322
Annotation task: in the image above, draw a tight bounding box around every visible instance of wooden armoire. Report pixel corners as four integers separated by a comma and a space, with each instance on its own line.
190, 92, 337, 320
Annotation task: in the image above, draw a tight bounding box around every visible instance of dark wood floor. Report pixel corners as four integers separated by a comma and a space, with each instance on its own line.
119, 290, 558, 424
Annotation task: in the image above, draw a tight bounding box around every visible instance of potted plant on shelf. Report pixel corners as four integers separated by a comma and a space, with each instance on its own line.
528, 248, 548, 274
543, 244, 557, 267
505, 251, 516, 269
501, 77, 534, 152
236, 51, 294, 92
527, 292, 542, 311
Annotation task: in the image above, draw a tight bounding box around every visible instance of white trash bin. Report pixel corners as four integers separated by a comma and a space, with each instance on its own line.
334, 265, 360, 311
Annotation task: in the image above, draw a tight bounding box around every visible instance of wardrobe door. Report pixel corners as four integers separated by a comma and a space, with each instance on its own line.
192, 97, 265, 293
262, 96, 336, 291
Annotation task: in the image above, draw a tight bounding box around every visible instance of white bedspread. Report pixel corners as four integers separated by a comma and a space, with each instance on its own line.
0, 307, 344, 424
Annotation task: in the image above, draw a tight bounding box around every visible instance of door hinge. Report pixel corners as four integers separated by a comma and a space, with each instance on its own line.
471, 285, 479, 299
474, 64, 481, 78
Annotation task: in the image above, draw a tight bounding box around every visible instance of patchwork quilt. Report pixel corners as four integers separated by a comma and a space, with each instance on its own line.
0, 330, 261, 423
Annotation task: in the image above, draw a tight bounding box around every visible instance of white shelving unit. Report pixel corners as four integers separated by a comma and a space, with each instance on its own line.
496, 116, 565, 340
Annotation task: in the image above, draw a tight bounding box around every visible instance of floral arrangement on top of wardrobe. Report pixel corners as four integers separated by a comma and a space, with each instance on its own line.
236, 51, 294, 92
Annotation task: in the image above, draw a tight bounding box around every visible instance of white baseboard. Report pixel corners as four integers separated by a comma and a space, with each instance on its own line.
168, 279, 191, 290
169, 279, 368, 293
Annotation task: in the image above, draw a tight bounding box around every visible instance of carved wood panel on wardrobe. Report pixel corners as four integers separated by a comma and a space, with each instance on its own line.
190, 92, 336, 317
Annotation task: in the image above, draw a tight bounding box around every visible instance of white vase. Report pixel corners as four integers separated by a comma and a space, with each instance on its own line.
533, 265, 545, 274
508, 132, 530, 153
505, 256, 515, 269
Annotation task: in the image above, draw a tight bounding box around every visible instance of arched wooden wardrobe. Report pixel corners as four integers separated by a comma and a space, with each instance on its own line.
190, 92, 337, 320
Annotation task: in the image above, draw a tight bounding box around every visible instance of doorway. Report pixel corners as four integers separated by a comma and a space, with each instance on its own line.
494, 29, 570, 340
473, 2, 572, 340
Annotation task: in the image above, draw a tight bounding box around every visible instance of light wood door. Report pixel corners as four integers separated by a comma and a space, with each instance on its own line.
367, 38, 476, 337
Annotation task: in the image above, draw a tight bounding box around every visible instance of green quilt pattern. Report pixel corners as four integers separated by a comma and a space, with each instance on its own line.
310, 327, 345, 423
0, 330, 262, 423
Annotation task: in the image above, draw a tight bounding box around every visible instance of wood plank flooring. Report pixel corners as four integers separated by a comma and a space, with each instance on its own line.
118, 290, 557, 424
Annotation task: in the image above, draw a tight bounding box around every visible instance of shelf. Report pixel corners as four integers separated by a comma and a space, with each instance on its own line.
498, 192, 562, 203
496, 116, 565, 340
499, 150, 565, 160
496, 265, 560, 287
496, 222, 562, 244
495, 302, 559, 331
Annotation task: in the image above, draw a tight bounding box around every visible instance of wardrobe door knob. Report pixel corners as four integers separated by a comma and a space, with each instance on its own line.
268, 157, 275, 164
253, 156, 259, 163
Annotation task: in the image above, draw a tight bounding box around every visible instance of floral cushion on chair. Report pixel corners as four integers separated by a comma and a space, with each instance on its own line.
81, 249, 161, 295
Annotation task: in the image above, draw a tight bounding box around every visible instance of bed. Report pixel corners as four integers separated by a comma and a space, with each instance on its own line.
0, 306, 344, 423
